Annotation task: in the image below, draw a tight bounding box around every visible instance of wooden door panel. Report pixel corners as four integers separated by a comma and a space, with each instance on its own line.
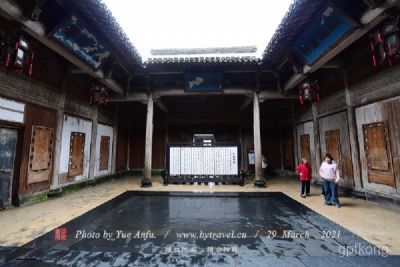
99, 136, 110, 171
362, 121, 395, 186
116, 129, 128, 172
28, 126, 54, 184
300, 134, 311, 163
0, 128, 18, 208
325, 129, 342, 173
68, 132, 85, 177
284, 137, 294, 169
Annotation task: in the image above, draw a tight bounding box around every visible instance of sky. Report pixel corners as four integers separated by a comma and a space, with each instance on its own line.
102, 0, 293, 61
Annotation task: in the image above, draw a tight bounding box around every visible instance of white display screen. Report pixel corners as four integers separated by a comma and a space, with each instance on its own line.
169, 146, 238, 176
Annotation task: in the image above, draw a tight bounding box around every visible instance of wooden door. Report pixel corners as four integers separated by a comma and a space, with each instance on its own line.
116, 128, 128, 172
28, 126, 54, 184
0, 127, 18, 208
300, 134, 311, 162
68, 132, 85, 177
283, 135, 294, 169
325, 129, 342, 173
362, 121, 395, 186
99, 136, 110, 171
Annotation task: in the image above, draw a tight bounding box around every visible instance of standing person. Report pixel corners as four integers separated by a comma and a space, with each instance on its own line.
319, 153, 341, 208
296, 158, 312, 198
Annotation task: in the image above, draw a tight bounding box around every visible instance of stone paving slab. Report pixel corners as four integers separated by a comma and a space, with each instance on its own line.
1, 191, 398, 266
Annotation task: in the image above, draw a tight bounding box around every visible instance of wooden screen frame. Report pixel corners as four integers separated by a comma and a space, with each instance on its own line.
99, 135, 110, 171
283, 137, 294, 169
325, 129, 342, 174
300, 134, 312, 163
68, 132, 85, 177
362, 121, 395, 186
27, 126, 54, 184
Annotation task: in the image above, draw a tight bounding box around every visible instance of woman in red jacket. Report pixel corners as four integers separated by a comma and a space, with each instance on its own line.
296, 158, 312, 198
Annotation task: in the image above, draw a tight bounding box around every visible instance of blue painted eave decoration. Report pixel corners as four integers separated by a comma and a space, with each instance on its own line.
293, 4, 358, 64
51, 15, 110, 69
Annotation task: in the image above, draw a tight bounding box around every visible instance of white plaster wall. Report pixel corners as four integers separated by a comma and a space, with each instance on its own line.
59, 115, 92, 181
94, 124, 114, 177
0, 96, 25, 124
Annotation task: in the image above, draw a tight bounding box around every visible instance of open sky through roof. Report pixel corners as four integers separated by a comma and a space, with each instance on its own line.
102, 0, 293, 62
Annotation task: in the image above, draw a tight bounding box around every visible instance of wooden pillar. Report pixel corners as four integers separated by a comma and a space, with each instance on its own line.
142, 93, 154, 187
164, 114, 169, 171
88, 105, 98, 180
238, 115, 245, 171
111, 108, 119, 174
126, 125, 131, 171
279, 122, 284, 171
51, 87, 66, 189
291, 100, 299, 166
253, 93, 265, 187
292, 126, 298, 167
312, 102, 321, 180
164, 112, 169, 144
344, 72, 362, 190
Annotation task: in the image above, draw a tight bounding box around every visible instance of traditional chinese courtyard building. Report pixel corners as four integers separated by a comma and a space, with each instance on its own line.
1, 0, 400, 264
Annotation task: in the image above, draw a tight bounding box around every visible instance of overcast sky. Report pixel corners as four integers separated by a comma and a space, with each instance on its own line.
102, 0, 293, 61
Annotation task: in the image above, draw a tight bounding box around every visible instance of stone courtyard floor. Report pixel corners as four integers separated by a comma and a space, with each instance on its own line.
0, 175, 399, 266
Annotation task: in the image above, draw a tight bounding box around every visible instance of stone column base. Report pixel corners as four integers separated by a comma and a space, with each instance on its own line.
254, 179, 266, 187
141, 177, 152, 187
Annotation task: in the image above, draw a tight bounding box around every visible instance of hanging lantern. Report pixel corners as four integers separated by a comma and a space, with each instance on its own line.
299, 80, 320, 105
0, 30, 35, 76
90, 82, 109, 106
371, 15, 400, 66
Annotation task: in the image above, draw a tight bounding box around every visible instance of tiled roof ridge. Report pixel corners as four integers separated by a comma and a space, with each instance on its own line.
151, 46, 258, 56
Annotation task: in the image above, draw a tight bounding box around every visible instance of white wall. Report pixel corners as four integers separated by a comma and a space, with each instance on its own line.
59, 115, 92, 181
94, 123, 114, 177
0, 96, 25, 124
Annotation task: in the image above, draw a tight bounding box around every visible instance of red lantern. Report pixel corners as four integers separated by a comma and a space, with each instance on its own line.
299, 80, 320, 105
0, 30, 35, 76
371, 15, 400, 66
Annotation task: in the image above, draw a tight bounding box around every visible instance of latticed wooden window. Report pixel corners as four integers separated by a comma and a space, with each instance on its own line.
99, 136, 110, 171
68, 132, 85, 177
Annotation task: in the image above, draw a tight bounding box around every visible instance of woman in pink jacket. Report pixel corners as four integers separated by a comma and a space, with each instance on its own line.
319, 153, 341, 208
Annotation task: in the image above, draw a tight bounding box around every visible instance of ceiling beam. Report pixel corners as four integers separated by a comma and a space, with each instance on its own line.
152, 88, 254, 99
258, 91, 298, 102
108, 93, 148, 103
155, 99, 168, 112
283, 73, 306, 92
69, 68, 87, 74
131, 69, 274, 76
109, 88, 297, 103
240, 96, 253, 111
277, 57, 289, 70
